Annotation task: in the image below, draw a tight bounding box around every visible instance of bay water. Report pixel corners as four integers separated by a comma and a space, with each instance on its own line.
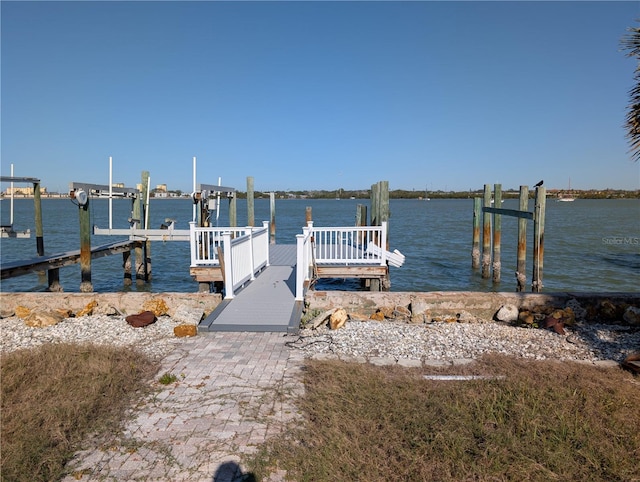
1, 197, 638, 293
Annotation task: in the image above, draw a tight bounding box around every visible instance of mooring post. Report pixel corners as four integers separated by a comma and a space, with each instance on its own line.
123, 250, 132, 286
79, 196, 92, 292
481, 184, 492, 278
141, 171, 151, 282
305, 206, 312, 224
247, 176, 255, 227
532, 186, 546, 292
132, 187, 144, 285
472, 197, 481, 269
229, 193, 237, 227
33, 181, 44, 256
492, 184, 502, 283
269, 192, 276, 244
370, 182, 380, 227
516, 185, 529, 291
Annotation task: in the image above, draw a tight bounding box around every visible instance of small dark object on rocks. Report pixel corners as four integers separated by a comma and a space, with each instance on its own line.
126, 311, 156, 328
542, 315, 565, 335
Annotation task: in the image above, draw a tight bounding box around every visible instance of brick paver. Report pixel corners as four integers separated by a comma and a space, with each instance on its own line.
62, 332, 304, 482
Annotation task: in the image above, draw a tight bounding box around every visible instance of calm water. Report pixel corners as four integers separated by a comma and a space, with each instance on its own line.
1, 197, 638, 293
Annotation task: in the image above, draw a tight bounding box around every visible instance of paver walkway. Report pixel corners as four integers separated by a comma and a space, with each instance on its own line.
63, 332, 305, 482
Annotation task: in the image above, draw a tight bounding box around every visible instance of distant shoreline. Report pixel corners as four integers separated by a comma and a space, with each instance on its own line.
2, 191, 639, 201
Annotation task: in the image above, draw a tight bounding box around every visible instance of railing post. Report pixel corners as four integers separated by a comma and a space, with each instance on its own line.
189, 221, 197, 266
223, 232, 234, 299
516, 186, 528, 291
248, 226, 255, 281
263, 221, 270, 266
296, 233, 305, 301
380, 222, 388, 266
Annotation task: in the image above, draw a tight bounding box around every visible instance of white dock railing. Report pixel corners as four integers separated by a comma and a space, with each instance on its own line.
189, 221, 270, 299
189, 222, 251, 266
295, 222, 398, 301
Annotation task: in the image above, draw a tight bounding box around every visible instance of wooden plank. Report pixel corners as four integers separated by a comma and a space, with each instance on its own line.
482, 207, 534, 220
189, 266, 224, 282
316, 265, 387, 278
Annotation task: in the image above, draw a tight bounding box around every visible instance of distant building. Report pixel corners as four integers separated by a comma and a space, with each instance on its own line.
156, 184, 167, 193
4, 186, 47, 196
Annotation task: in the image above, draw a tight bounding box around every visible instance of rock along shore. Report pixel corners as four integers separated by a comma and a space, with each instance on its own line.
1, 291, 639, 366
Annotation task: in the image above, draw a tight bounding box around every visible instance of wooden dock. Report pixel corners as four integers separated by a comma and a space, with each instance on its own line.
1, 240, 141, 280
198, 245, 302, 333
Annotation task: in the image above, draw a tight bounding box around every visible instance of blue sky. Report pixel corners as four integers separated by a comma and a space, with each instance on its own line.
2, 1, 639, 193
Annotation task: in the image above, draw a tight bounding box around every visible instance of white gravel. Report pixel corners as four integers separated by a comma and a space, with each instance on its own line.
2, 315, 639, 364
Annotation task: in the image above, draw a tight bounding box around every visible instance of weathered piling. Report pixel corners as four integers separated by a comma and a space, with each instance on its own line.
368, 181, 391, 291
471, 197, 481, 269
78, 195, 92, 293
516, 185, 529, 291
481, 184, 492, 279
229, 193, 237, 227
532, 186, 546, 292
475, 182, 545, 292
33, 181, 44, 256
141, 171, 151, 283
247, 176, 255, 227
270, 192, 276, 244
492, 184, 502, 283
305, 206, 312, 224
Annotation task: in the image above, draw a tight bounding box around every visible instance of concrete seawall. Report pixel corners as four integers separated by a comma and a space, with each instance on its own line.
305, 291, 640, 321
1, 291, 638, 323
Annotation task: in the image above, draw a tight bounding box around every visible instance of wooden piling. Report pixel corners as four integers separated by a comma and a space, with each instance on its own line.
472, 197, 481, 269
141, 171, 151, 282
229, 193, 237, 227
516, 185, 528, 291
270, 192, 276, 244
79, 197, 92, 292
492, 184, 502, 283
123, 249, 132, 286
33, 181, 44, 256
246, 176, 255, 227
481, 184, 492, 278
132, 186, 144, 285
532, 186, 546, 292
305, 206, 312, 224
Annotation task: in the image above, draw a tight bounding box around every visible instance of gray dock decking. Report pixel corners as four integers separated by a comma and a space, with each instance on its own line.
198, 244, 302, 333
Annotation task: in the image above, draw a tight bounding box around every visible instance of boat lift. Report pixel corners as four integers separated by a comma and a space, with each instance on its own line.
0, 164, 35, 238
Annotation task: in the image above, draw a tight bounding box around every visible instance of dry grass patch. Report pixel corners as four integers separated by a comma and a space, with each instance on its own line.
1, 343, 158, 482
248, 355, 640, 482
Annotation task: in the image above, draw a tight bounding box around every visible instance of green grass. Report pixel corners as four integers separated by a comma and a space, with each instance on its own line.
0, 343, 159, 482
247, 355, 640, 482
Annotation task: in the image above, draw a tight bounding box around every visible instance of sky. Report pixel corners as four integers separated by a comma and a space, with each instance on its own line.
1, 1, 640, 194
